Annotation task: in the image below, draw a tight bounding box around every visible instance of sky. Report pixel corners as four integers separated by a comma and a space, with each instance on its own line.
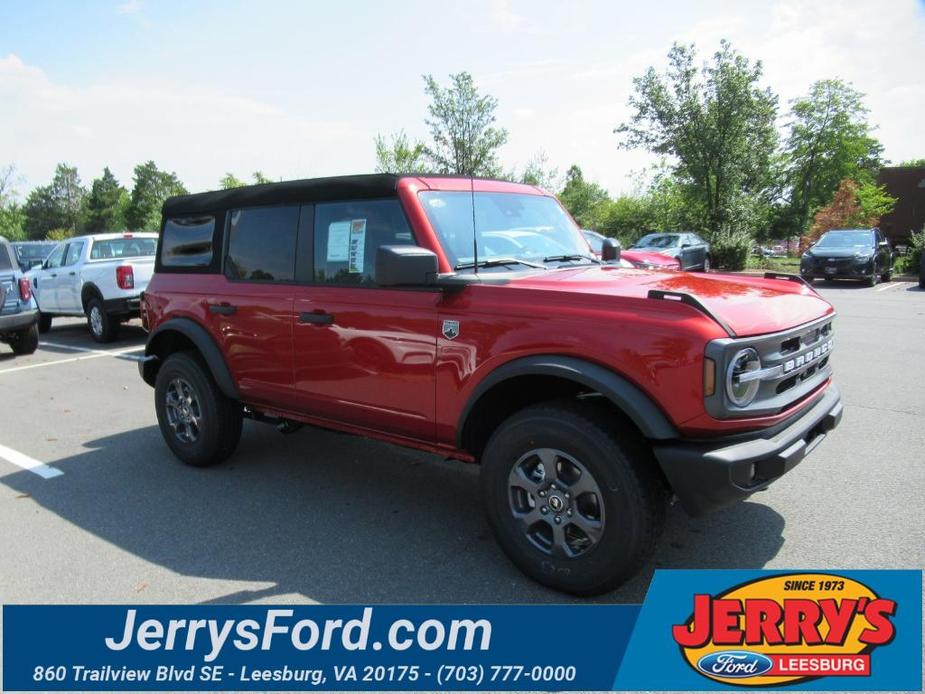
1, 0, 923, 199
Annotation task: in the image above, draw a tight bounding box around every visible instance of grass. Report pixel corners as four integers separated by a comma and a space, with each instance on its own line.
745, 255, 801, 271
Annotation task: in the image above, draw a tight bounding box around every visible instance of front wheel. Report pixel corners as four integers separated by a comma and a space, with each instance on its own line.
701, 256, 711, 272
8, 324, 39, 355
479, 401, 665, 596
86, 297, 118, 343
154, 351, 243, 467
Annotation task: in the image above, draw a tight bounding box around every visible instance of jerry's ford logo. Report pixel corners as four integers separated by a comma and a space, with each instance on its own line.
672, 573, 897, 686
696, 651, 773, 678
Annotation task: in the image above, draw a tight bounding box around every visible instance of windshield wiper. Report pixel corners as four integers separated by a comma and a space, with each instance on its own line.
454, 258, 547, 271
542, 254, 601, 264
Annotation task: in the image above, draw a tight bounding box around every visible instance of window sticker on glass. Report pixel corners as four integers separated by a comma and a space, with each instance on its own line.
348, 219, 366, 273
327, 221, 351, 262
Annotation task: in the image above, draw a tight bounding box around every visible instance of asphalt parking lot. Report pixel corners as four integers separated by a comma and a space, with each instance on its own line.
1, 280, 923, 607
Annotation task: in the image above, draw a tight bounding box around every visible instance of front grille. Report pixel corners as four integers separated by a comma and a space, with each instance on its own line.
705, 314, 835, 419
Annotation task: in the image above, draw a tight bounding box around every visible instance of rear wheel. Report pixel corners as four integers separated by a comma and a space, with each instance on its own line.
154, 351, 243, 467
38, 313, 52, 333
479, 401, 665, 596
86, 297, 118, 343
8, 324, 39, 355
866, 265, 879, 287
881, 267, 892, 282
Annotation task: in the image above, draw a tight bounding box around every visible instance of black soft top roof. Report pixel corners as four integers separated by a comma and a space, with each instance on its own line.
162, 173, 401, 217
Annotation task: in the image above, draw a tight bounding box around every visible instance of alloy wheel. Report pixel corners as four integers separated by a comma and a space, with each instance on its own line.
507, 448, 605, 559
164, 377, 203, 444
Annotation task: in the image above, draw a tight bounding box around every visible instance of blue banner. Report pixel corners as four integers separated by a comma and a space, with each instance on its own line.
3, 570, 921, 691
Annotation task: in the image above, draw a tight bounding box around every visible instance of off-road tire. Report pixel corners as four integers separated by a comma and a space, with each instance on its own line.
9, 324, 39, 355
154, 351, 243, 467
86, 297, 118, 343
479, 400, 666, 596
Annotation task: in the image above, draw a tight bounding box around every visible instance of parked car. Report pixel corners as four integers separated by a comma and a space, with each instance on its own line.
139, 174, 841, 596
582, 230, 679, 269
29, 232, 158, 342
800, 228, 892, 286
0, 236, 39, 355
11, 241, 57, 273
631, 232, 711, 271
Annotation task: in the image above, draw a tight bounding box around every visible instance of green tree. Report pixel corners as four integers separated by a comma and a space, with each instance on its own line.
783, 79, 884, 235
252, 171, 273, 185
519, 150, 560, 190
125, 161, 188, 231
557, 165, 609, 228
219, 173, 247, 189
617, 41, 779, 237
422, 72, 508, 176
23, 163, 86, 239
0, 165, 26, 241
374, 130, 428, 173
897, 158, 925, 167
83, 167, 129, 232
45, 228, 74, 241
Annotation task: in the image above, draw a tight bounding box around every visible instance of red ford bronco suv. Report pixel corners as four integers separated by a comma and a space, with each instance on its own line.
139, 175, 842, 595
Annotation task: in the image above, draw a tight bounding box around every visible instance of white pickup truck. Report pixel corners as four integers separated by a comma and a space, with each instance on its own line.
29, 232, 158, 342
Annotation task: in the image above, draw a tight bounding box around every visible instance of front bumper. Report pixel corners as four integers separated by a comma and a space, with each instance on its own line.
801, 257, 874, 279
653, 384, 842, 516
0, 308, 39, 333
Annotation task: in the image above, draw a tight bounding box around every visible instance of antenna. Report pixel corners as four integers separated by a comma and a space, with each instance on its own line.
470, 174, 478, 273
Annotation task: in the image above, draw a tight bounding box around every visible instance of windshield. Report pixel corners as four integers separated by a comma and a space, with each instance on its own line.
814, 230, 874, 249
420, 191, 592, 270
633, 233, 679, 249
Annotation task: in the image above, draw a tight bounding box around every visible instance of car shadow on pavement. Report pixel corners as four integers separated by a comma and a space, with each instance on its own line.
38, 320, 147, 350
1, 422, 785, 605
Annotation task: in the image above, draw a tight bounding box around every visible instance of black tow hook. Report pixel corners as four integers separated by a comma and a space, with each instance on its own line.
276, 419, 303, 435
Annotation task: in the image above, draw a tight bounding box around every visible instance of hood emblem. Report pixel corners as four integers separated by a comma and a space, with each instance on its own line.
442, 320, 460, 340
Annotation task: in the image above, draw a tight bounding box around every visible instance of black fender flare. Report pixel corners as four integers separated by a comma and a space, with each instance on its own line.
457, 355, 678, 446
143, 317, 239, 399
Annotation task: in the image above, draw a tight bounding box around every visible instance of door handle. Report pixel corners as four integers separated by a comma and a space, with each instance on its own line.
208, 303, 237, 315
299, 310, 334, 325
49, 273, 57, 278
68, 271, 76, 276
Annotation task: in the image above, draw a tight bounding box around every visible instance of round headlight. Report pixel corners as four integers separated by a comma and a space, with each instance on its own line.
726, 347, 761, 407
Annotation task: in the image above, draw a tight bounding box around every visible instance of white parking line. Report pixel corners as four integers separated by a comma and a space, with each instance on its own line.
0, 344, 144, 375
875, 281, 912, 292
0, 443, 63, 479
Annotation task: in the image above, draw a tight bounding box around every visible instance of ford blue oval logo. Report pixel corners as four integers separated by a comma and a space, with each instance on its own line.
696, 650, 774, 678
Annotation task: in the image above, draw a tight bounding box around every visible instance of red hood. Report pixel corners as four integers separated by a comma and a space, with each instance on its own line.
621, 250, 680, 268
506, 266, 834, 337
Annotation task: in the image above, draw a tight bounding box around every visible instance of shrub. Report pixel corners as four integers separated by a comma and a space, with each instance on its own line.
45, 228, 74, 241
710, 229, 752, 270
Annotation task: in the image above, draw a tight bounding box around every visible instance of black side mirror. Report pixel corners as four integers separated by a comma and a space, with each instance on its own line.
376, 246, 438, 287
601, 238, 622, 262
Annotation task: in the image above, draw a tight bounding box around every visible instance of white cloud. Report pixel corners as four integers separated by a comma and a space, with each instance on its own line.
116, 0, 142, 15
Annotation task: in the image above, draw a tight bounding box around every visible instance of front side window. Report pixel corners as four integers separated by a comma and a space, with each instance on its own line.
225, 205, 299, 281
313, 199, 414, 284
64, 242, 84, 266
45, 244, 66, 269
420, 191, 588, 270
162, 216, 214, 268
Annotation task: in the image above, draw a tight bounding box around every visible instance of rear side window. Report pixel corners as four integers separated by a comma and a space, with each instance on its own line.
225, 205, 300, 282
64, 241, 84, 266
313, 199, 414, 284
91, 237, 157, 259
162, 217, 215, 268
